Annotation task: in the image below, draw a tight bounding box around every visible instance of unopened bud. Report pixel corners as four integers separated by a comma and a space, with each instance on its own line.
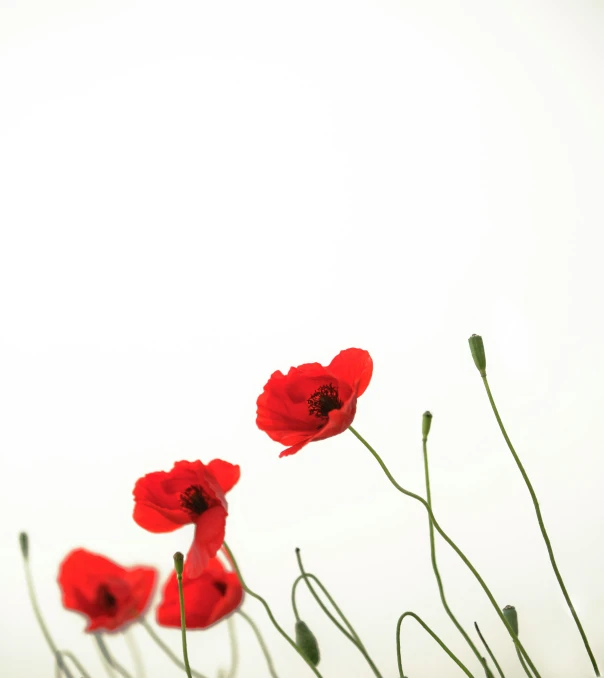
173, 551, 184, 576
295, 620, 320, 666
468, 334, 487, 377
503, 605, 518, 636
422, 411, 433, 441
19, 532, 29, 560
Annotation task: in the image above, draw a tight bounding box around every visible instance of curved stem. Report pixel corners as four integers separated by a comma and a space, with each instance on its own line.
222, 542, 323, 678
396, 611, 474, 678
473, 623, 505, 678
482, 375, 599, 677
291, 573, 356, 645
20, 544, 75, 678
295, 550, 383, 678
423, 437, 482, 675
348, 426, 542, 678
94, 635, 134, 678
139, 619, 208, 678
237, 610, 279, 678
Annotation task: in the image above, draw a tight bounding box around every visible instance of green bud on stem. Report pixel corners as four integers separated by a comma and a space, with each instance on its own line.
19, 532, 29, 560
468, 334, 487, 377
422, 411, 433, 441
503, 605, 518, 636
173, 552, 184, 577
295, 620, 320, 666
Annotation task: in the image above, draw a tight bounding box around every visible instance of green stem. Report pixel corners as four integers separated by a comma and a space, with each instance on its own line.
396, 611, 474, 678
294, 550, 383, 678
125, 628, 145, 678
94, 635, 134, 678
291, 573, 357, 645
423, 437, 482, 676
225, 615, 239, 678
222, 542, 323, 678
516, 646, 533, 677
481, 375, 599, 677
139, 619, 208, 678
237, 610, 279, 678
348, 426, 541, 678
55, 651, 93, 678
473, 623, 505, 678
175, 571, 194, 678
19, 538, 75, 678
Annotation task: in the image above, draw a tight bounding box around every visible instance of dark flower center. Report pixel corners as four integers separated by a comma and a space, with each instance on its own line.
213, 581, 228, 596
307, 383, 343, 419
96, 584, 118, 614
180, 485, 210, 516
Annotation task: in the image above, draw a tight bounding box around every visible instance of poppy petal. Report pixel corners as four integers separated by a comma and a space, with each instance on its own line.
185, 506, 227, 578
206, 460, 241, 495
328, 348, 373, 397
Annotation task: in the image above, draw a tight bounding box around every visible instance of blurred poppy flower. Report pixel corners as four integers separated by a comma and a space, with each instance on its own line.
133, 459, 240, 578
156, 557, 243, 629
57, 548, 157, 633
256, 348, 373, 457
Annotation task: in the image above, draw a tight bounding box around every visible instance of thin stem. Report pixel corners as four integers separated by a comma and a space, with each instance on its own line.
139, 619, 208, 678
20, 543, 75, 678
225, 615, 239, 678
222, 542, 323, 678
423, 437, 482, 675
516, 647, 533, 677
94, 635, 134, 678
482, 375, 599, 677
396, 611, 474, 678
348, 426, 542, 678
473, 623, 505, 678
295, 550, 383, 678
175, 570, 194, 678
291, 573, 357, 645
125, 628, 145, 678
237, 610, 279, 678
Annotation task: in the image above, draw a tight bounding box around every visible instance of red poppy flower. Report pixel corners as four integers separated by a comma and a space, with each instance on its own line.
256, 347, 373, 457
57, 549, 157, 633
156, 557, 243, 629
133, 459, 240, 578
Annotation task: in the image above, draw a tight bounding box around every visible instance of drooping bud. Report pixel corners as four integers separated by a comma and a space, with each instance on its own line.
295, 620, 320, 666
173, 551, 184, 577
19, 532, 29, 560
468, 334, 487, 377
503, 605, 518, 636
422, 411, 433, 441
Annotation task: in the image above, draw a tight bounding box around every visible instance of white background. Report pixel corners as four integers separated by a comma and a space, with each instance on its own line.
1, 1, 603, 676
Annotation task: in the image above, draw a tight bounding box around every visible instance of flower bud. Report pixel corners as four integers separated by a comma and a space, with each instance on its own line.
295, 620, 320, 666
468, 334, 487, 376
422, 411, 433, 441
503, 605, 518, 635
19, 532, 29, 560
173, 551, 184, 577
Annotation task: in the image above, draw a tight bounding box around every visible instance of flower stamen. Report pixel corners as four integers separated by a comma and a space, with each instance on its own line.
180, 485, 210, 516
307, 383, 342, 420
96, 585, 117, 614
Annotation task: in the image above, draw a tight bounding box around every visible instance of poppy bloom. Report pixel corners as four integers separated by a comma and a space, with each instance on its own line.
256, 347, 373, 457
156, 557, 243, 629
57, 548, 157, 633
133, 459, 240, 578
